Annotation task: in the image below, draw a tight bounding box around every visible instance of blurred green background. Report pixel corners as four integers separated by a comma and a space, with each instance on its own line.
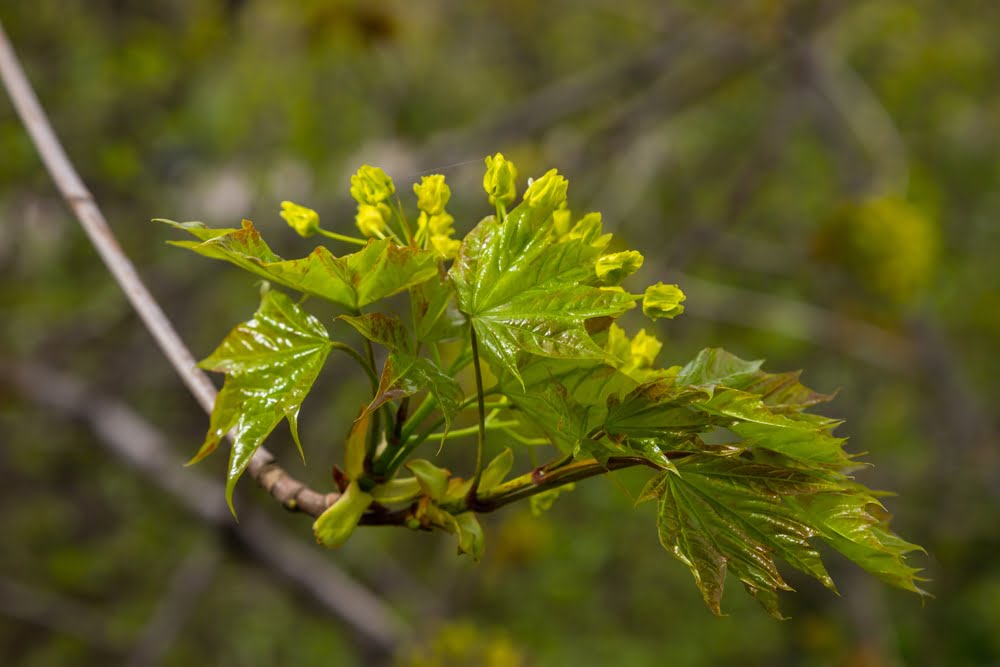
2, 1, 999, 665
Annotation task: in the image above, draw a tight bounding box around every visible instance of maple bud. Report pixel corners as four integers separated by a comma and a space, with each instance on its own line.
483, 153, 518, 207
279, 201, 320, 237
350, 164, 395, 206
313, 481, 373, 548
414, 174, 451, 215
524, 168, 568, 211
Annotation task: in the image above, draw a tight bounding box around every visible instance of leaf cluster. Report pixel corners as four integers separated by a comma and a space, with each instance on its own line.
160, 155, 925, 617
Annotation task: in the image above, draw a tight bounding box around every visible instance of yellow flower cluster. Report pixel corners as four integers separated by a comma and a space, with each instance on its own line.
414, 174, 460, 259
351, 165, 395, 239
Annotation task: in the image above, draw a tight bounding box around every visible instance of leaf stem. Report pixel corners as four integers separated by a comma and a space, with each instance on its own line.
466, 326, 488, 504
422, 418, 518, 443
358, 315, 381, 459
317, 228, 368, 246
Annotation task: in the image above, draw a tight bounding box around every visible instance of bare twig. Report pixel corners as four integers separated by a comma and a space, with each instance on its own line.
125, 542, 222, 667
4, 361, 411, 652
0, 20, 328, 516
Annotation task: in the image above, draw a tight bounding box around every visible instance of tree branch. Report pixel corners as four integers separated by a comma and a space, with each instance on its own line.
0, 20, 327, 516
125, 541, 221, 667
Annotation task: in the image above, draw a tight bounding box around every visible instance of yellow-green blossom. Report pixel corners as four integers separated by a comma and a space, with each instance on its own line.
643, 282, 686, 320
552, 208, 572, 238
418, 210, 460, 259
414, 174, 451, 215
355, 203, 390, 238
279, 201, 320, 237
629, 329, 662, 368
595, 250, 644, 284
524, 168, 568, 211
350, 165, 395, 206
606, 323, 664, 382
430, 234, 461, 260
483, 153, 518, 207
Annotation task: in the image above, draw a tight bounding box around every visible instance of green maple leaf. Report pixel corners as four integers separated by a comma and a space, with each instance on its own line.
340, 312, 464, 430
501, 356, 637, 454
159, 218, 438, 310
367, 352, 463, 430
651, 454, 841, 617
450, 203, 637, 386
191, 289, 333, 515
785, 492, 928, 595
410, 270, 467, 343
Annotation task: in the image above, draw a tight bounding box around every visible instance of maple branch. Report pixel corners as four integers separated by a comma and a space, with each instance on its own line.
452, 453, 682, 515
0, 20, 327, 516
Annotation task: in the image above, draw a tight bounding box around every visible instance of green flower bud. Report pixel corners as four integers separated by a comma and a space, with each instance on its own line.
350, 165, 395, 206
279, 201, 320, 237
643, 282, 686, 320
355, 203, 390, 238
483, 153, 518, 207
524, 168, 568, 211
413, 174, 451, 215
595, 250, 644, 284
313, 481, 373, 548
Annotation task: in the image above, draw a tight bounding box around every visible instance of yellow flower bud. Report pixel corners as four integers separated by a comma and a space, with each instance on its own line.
355, 203, 389, 238
595, 250, 644, 284
430, 234, 461, 260
483, 153, 518, 207
413, 174, 451, 215
630, 329, 662, 368
524, 168, 568, 211
427, 212, 455, 236
643, 282, 686, 320
552, 208, 572, 238
350, 165, 395, 206
279, 201, 320, 237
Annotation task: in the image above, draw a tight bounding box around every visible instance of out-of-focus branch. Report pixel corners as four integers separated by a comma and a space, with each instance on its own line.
674, 272, 916, 373
0, 577, 122, 656
4, 362, 411, 653
803, 39, 909, 194
125, 542, 221, 667
0, 20, 329, 517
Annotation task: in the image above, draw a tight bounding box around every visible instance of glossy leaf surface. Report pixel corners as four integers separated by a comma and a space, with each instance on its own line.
193, 289, 333, 515
450, 204, 637, 385
161, 219, 438, 309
